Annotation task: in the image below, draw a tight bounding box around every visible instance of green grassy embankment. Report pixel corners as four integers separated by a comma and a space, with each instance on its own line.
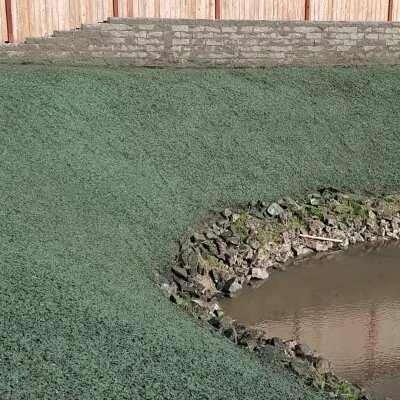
1, 65, 399, 399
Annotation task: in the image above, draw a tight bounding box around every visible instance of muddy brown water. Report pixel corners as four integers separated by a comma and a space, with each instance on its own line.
220, 241, 400, 400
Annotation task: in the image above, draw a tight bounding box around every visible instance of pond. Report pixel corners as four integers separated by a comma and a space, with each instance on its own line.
220, 241, 400, 400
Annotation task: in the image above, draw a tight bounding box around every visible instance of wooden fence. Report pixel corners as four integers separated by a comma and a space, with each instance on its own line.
1, 0, 400, 44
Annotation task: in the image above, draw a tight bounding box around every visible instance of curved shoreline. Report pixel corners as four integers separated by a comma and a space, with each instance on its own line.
164, 189, 400, 400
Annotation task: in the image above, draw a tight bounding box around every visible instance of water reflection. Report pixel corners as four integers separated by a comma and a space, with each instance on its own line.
220, 240, 400, 400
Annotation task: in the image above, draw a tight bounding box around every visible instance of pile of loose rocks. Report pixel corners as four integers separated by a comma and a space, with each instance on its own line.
163, 189, 400, 400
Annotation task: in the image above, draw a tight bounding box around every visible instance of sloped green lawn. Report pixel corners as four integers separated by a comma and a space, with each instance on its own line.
0, 64, 399, 399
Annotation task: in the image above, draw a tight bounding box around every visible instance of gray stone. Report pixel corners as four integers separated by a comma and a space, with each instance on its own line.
222, 277, 242, 294
222, 208, 232, 218
267, 336, 285, 350
308, 219, 326, 232
226, 236, 240, 246
310, 197, 321, 206
247, 238, 260, 250
209, 269, 220, 284
294, 343, 313, 357
249, 267, 269, 280
267, 202, 285, 217
216, 238, 227, 255
188, 252, 198, 270
325, 215, 337, 226
205, 230, 218, 240
292, 244, 314, 256
312, 241, 329, 252
191, 232, 206, 242
251, 208, 265, 219
315, 357, 331, 374
172, 266, 188, 280
377, 227, 386, 237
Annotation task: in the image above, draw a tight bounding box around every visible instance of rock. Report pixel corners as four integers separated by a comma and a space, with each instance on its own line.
311, 241, 329, 252
181, 285, 198, 296
209, 269, 220, 284
197, 261, 205, 275
249, 208, 265, 219
195, 273, 217, 295
215, 278, 225, 291
188, 252, 199, 270
339, 237, 350, 249
247, 238, 260, 250
267, 203, 285, 217
226, 236, 240, 246
275, 250, 293, 263
203, 241, 219, 257
220, 230, 232, 240
377, 227, 386, 237
222, 208, 232, 218
267, 337, 286, 350
285, 197, 301, 211
205, 230, 218, 240
169, 293, 184, 305
325, 215, 337, 226
226, 248, 239, 266
172, 266, 188, 281
294, 343, 313, 358
249, 267, 269, 280
231, 213, 240, 223
315, 357, 331, 374
215, 238, 227, 256
208, 315, 233, 330
222, 277, 242, 294
386, 231, 399, 239
191, 232, 206, 242
222, 325, 238, 344
308, 219, 326, 233
310, 197, 321, 206
292, 244, 314, 256
290, 359, 316, 379
368, 209, 376, 219
278, 211, 291, 225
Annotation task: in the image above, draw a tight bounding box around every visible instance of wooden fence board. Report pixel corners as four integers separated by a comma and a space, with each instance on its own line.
393, 0, 400, 21
119, 0, 214, 19
310, 0, 389, 21
221, 0, 304, 20
0, 0, 8, 42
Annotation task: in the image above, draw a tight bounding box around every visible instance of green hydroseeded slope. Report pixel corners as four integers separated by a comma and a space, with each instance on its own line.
1, 65, 400, 400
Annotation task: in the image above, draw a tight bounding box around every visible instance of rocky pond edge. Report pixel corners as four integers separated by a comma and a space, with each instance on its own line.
161, 189, 400, 400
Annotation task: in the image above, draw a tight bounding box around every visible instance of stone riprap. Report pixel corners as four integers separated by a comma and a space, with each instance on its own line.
165, 190, 400, 400
1, 18, 400, 66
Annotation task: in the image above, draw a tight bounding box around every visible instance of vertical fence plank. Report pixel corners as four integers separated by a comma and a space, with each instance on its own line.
221, 0, 304, 20
1, 0, 8, 42
310, 0, 388, 21
393, 0, 400, 20
3, 0, 14, 42
388, 0, 394, 20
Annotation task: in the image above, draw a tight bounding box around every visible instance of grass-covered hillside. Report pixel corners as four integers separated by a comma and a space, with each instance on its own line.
0, 65, 399, 399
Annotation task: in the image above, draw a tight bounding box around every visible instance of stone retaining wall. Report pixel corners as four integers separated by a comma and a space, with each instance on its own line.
1, 18, 400, 66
